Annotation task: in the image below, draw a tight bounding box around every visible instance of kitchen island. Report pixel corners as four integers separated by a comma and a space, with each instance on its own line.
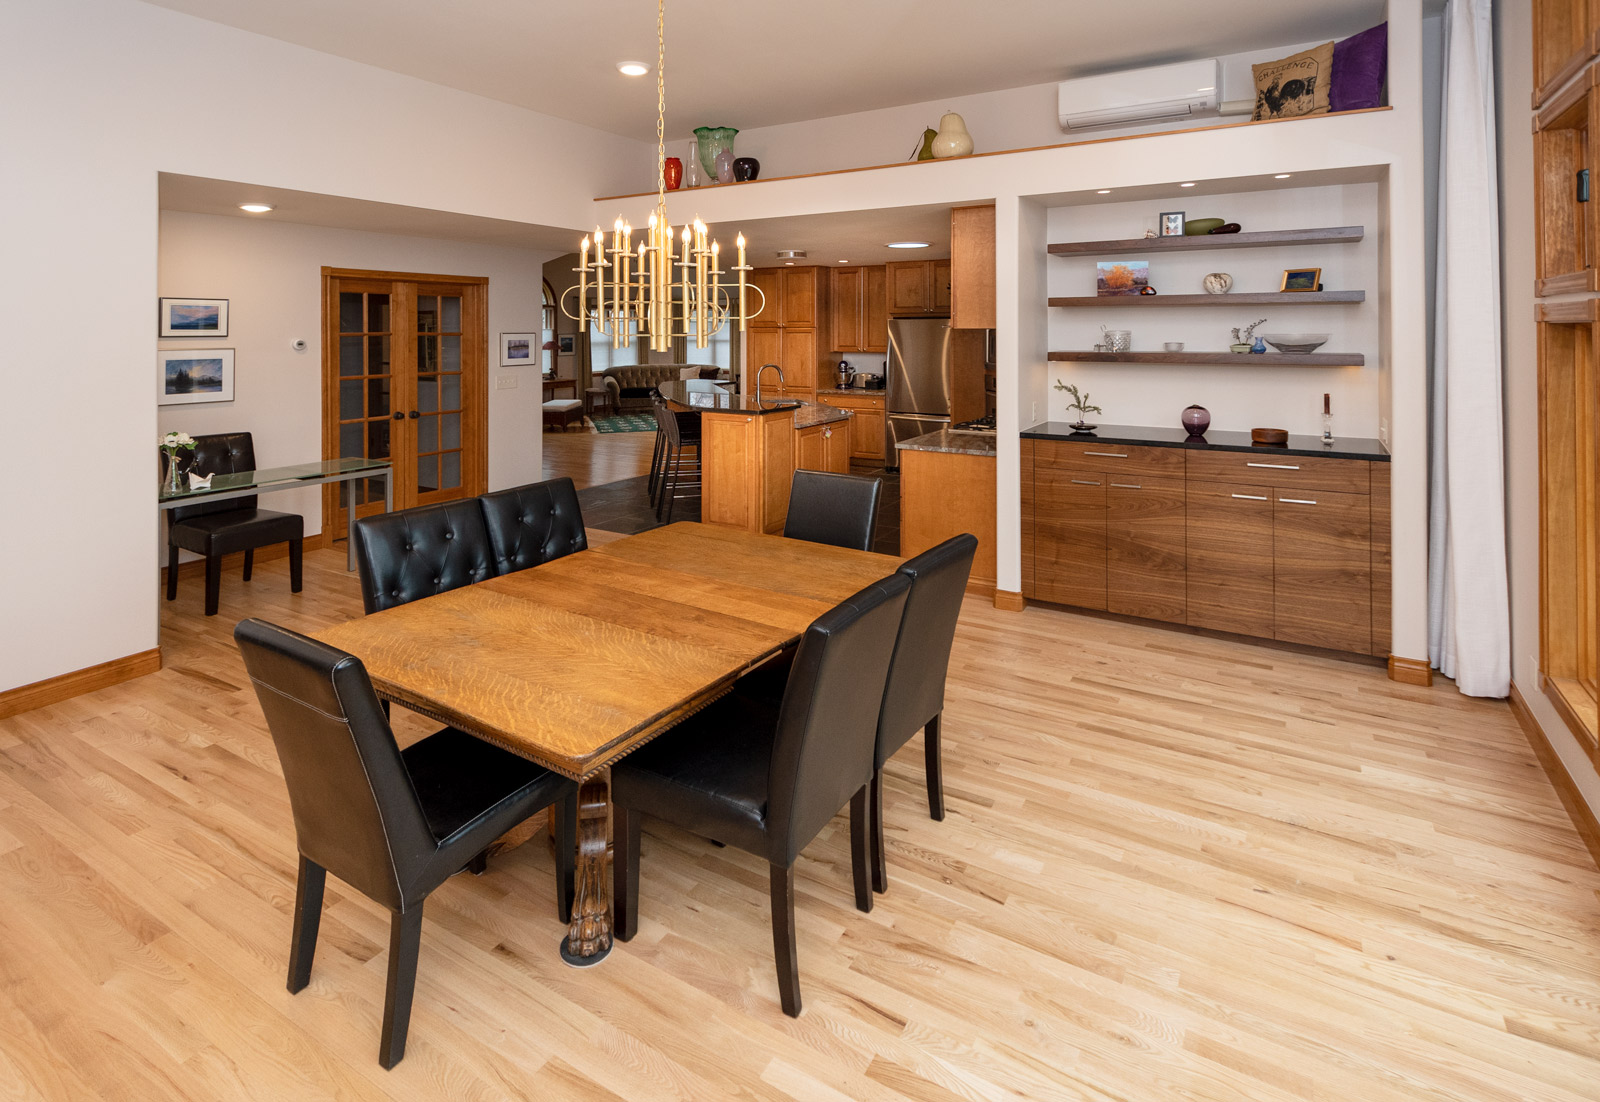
661, 381, 851, 534
896, 429, 997, 597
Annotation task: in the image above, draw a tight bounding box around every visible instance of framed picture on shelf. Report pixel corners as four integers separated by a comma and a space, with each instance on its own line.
158, 348, 234, 405
158, 297, 228, 337
1096, 260, 1149, 296
557, 334, 575, 355
1158, 212, 1185, 237
1281, 267, 1322, 291
500, 331, 537, 366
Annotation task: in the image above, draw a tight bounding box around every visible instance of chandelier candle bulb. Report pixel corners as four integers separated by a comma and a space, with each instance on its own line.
737, 233, 748, 331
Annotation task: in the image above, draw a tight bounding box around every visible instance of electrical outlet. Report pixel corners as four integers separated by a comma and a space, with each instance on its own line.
1379, 418, 1389, 447
1031, 401, 1038, 424
496, 374, 518, 390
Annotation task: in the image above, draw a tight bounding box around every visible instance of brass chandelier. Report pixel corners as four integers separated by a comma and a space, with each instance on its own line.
563, 0, 762, 351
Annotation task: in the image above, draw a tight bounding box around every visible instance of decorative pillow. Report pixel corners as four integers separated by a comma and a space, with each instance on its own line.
1330, 23, 1388, 111
1252, 42, 1335, 121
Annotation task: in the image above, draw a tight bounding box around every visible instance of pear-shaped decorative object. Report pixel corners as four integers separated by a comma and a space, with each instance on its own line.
931, 112, 974, 158
916, 127, 937, 160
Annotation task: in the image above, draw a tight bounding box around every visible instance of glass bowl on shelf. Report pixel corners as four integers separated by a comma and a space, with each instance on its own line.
1262, 333, 1329, 353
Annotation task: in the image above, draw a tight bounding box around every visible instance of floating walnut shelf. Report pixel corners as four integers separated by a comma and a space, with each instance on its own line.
1047, 350, 1366, 367
1046, 226, 1365, 256
1048, 291, 1365, 307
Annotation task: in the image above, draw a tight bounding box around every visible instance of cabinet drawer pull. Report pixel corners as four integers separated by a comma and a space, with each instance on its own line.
1247, 462, 1301, 470
1279, 498, 1318, 505
1083, 451, 1129, 458
1231, 493, 1268, 501
1110, 482, 1142, 489
1069, 478, 1101, 486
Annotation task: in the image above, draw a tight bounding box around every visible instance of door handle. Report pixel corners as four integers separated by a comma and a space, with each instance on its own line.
1110, 482, 1142, 489
1069, 479, 1101, 486
1279, 498, 1318, 505
409, 410, 420, 419
1083, 451, 1128, 458
1247, 462, 1300, 470
1231, 493, 1269, 500
392, 411, 404, 420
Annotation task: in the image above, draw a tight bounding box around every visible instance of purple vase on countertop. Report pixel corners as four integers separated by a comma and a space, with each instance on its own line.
1181, 404, 1211, 438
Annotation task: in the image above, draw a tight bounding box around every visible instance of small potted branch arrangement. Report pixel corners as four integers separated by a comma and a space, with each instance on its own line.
160, 430, 196, 494
1054, 381, 1103, 434
1231, 319, 1266, 354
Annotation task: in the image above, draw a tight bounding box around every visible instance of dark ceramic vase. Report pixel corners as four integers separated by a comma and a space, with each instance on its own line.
1181, 404, 1211, 437
732, 157, 760, 182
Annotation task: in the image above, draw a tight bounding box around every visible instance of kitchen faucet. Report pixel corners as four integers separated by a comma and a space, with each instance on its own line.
754, 363, 785, 405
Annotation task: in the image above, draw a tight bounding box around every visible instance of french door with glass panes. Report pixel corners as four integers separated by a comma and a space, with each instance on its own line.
321, 268, 487, 540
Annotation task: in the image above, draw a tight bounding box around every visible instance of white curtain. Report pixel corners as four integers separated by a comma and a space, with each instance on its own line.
1428, 0, 1510, 697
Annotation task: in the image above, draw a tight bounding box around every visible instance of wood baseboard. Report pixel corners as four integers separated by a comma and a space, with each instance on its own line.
965, 578, 997, 600
1387, 655, 1433, 686
993, 589, 1026, 612
163, 532, 327, 582
0, 648, 163, 720
1509, 680, 1600, 872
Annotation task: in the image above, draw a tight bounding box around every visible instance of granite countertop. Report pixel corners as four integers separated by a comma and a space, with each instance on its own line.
1021, 422, 1390, 462
896, 429, 998, 457
794, 402, 851, 428
816, 386, 887, 397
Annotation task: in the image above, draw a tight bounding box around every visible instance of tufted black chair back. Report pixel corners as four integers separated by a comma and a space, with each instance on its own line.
766, 573, 910, 865
353, 500, 494, 614
235, 618, 435, 912
876, 534, 976, 768
169, 431, 259, 520
479, 477, 588, 575
783, 470, 882, 552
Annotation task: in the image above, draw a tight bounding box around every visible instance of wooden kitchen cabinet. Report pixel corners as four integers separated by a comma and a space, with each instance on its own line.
817, 392, 886, 462
794, 418, 850, 474
829, 265, 888, 353
1107, 478, 1186, 624
933, 259, 951, 310
951, 205, 996, 329
1273, 487, 1372, 653
886, 260, 950, 315
748, 268, 782, 327
1533, 0, 1600, 107
1186, 480, 1275, 638
746, 266, 828, 399
1032, 467, 1108, 610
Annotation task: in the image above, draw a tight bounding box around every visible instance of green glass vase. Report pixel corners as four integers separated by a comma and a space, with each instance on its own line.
693, 126, 738, 181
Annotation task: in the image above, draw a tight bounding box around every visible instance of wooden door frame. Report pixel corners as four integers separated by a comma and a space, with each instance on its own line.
321, 267, 490, 539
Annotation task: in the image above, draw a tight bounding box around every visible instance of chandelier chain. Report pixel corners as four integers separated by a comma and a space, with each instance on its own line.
656, 0, 666, 208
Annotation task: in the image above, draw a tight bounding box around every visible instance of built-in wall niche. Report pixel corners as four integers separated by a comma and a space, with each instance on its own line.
1041, 182, 1381, 438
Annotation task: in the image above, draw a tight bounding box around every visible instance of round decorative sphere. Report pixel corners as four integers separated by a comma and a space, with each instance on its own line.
1202, 272, 1233, 294
732, 156, 760, 182
1181, 404, 1211, 436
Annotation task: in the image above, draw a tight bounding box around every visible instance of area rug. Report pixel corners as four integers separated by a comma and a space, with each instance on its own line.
591, 412, 656, 433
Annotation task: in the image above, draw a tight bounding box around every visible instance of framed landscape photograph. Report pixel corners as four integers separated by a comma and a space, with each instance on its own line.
1096, 260, 1150, 296
1158, 211, 1185, 237
158, 348, 234, 405
557, 334, 575, 355
159, 297, 229, 337
500, 331, 537, 366
1281, 267, 1322, 292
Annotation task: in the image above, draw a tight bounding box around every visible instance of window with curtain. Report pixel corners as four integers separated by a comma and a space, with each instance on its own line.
589, 322, 642, 372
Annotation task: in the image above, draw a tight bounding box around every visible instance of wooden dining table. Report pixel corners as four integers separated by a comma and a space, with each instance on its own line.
314, 522, 903, 965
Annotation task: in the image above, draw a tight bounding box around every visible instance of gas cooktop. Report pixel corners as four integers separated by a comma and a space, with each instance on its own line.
949, 414, 997, 435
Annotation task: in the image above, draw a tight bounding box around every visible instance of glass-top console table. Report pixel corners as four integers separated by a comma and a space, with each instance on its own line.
159, 458, 392, 571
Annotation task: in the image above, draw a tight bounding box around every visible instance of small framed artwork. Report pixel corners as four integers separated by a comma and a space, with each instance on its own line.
557, 334, 575, 355
1158, 212, 1185, 237
158, 348, 234, 405
500, 331, 537, 366
159, 297, 229, 337
1281, 267, 1322, 292
1096, 259, 1150, 296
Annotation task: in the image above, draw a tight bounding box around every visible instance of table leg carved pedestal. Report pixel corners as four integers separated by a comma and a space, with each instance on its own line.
560, 774, 613, 965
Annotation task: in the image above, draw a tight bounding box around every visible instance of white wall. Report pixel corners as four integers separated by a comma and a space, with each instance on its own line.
157, 211, 557, 562
730, 37, 1381, 180
0, 0, 650, 694
1495, 1, 1600, 814
1044, 184, 1381, 435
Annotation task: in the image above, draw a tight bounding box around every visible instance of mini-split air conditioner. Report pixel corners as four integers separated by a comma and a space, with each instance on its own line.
1058, 58, 1222, 131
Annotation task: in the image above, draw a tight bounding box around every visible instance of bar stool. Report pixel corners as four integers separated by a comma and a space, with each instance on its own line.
651, 401, 701, 523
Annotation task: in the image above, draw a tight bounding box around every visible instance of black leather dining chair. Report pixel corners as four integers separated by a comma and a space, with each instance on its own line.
478, 477, 588, 575
783, 470, 883, 551
234, 618, 578, 1068
869, 533, 976, 894
164, 432, 303, 616
352, 500, 494, 614
610, 572, 910, 1017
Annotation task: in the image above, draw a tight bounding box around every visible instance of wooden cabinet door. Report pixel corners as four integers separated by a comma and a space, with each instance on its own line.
847, 407, 885, 461
950, 205, 996, 329
1273, 488, 1372, 653
932, 259, 952, 311
830, 267, 863, 352
1033, 468, 1107, 610
1107, 478, 1186, 623
1186, 480, 1274, 637
794, 423, 825, 472
824, 420, 851, 472
781, 328, 818, 391
887, 261, 931, 313
781, 268, 818, 328
746, 327, 782, 381
748, 268, 781, 326
863, 266, 888, 352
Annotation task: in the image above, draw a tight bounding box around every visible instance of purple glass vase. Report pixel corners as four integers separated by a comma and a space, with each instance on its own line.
1181, 404, 1210, 437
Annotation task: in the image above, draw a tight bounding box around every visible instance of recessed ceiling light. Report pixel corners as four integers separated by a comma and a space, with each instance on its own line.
1179, 182, 1196, 188
1274, 173, 1292, 179
838, 259, 850, 264
886, 241, 931, 249
616, 61, 649, 76
1096, 189, 1112, 195
784, 261, 795, 266
238, 203, 273, 213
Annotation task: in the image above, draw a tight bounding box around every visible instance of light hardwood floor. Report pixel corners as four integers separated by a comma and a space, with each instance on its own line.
2, 546, 1598, 1100
542, 427, 655, 489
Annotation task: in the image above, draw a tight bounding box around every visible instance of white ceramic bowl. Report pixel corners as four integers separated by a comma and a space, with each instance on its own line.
1262, 332, 1329, 353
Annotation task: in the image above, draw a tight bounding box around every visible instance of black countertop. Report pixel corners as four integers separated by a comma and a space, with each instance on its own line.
657, 380, 796, 415
1021, 422, 1390, 462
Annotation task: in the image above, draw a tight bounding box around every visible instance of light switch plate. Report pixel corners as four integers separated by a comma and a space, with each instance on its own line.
496, 374, 518, 390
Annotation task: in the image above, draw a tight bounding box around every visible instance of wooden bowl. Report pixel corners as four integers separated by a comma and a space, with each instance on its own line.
1251, 427, 1289, 446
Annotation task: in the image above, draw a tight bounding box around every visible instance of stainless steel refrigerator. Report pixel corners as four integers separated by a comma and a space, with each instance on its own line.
885, 317, 952, 465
